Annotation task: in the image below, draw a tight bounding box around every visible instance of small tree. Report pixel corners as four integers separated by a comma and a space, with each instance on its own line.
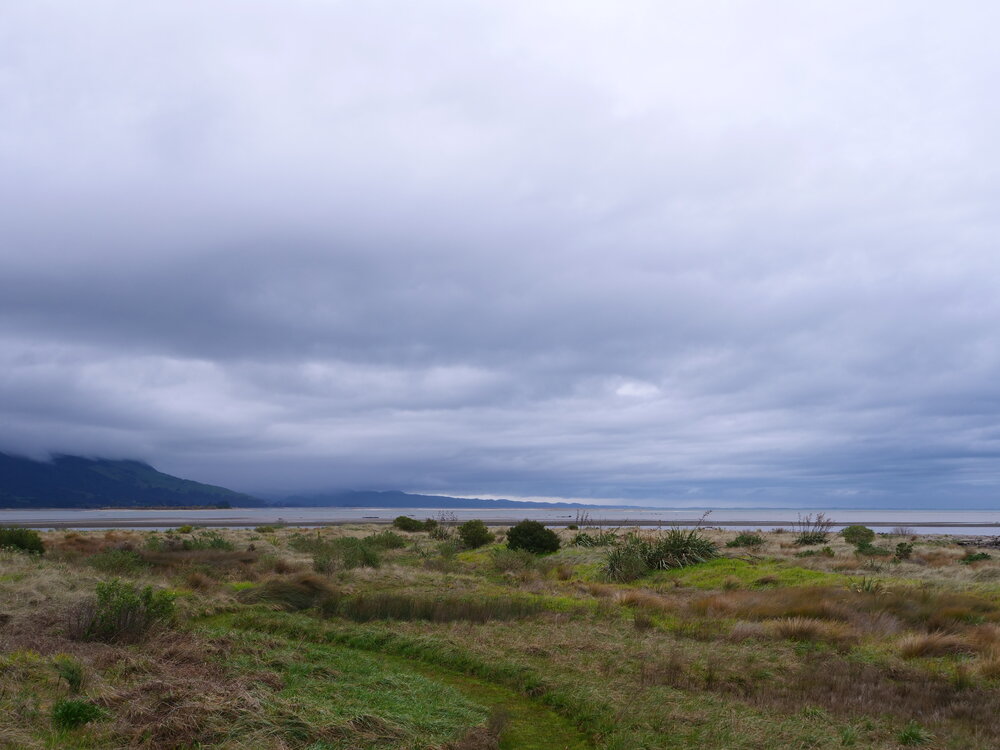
457, 520, 493, 549
506, 520, 560, 555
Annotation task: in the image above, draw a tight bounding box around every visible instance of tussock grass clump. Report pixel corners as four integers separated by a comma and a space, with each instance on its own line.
602, 529, 719, 582
86, 548, 148, 576
490, 547, 537, 573
0, 526, 44, 554
68, 578, 176, 643
236, 573, 342, 612
898, 632, 973, 658
52, 698, 108, 730
768, 616, 854, 644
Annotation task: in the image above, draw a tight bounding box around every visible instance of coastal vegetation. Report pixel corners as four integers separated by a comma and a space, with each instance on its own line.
4, 522, 1000, 747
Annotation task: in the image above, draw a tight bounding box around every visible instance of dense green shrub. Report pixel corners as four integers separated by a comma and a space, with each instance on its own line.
842, 525, 876, 547
795, 546, 834, 558
70, 579, 175, 643
506, 520, 560, 554
855, 543, 893, 557
725, 532, 764, 549
52, 699, 107, 730
393, 515, 427, 532
457, 520, 493, 549
0, 526, 44, 554
254, 524, 283, 533
895, 542, 914, 561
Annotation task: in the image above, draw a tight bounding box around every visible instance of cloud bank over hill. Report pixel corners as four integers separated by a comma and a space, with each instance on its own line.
2, 2, 1000, 506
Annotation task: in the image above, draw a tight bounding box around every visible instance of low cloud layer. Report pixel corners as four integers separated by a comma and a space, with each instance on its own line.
3, 2, 1000, 506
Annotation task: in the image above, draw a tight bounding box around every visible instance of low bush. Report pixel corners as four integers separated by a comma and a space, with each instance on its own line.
726, 532, 765, 549
572, 530, 618, 547
961, 551, 992, 565
69, 579, 176, 643
393, 515, 428, 532
364, 530, 407, 550
457, 520, 493, 549
602, 529, 718, 582
254, 524, 283, 533
0, 526, 44, 554
794, 513, 833, 546
52, 698, 107, 730
506, 520, 560, 554
842, 525, 876, 547
795, 532, 829, 546
895, 542, 914, 561
175, 524, 194, 533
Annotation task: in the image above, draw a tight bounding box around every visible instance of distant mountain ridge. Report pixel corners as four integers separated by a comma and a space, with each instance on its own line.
277, 489, 637, 510
0, 453, 264, 509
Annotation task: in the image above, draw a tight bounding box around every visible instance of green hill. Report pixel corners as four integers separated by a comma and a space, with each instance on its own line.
0, 453, 263, 508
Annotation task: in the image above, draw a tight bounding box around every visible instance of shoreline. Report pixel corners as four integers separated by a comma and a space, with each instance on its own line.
5, 517, 1000, 531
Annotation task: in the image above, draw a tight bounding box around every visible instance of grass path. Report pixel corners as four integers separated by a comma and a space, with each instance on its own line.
201, 613, 592, 749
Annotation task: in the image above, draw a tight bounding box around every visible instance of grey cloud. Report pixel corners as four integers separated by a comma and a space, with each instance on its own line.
2, 2, 1000, 505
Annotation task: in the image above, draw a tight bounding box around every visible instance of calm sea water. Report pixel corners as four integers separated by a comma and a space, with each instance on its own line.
3, 507, 1000, 536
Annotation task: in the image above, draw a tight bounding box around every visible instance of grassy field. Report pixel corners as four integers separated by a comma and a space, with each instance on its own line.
3, 521, 1000, 748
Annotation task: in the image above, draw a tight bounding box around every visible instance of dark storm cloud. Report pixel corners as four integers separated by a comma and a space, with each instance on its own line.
3, 1, 1000, 505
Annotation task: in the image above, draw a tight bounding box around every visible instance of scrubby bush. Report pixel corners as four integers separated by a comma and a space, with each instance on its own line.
254, 524, 282, 533
795, 546, 834, 558
894, 542, 914, 561
855, 543, 893, 557
0, 526, 44, 554
726, 532, 764, 549
489, 547, 537, 573
175, 525, 194, 534
961, 551, 992, 565
52, 699, 107, 730
506, 520, 560, 554
842, 525, 876, 547
145, 530, 234, 552
364, 530, 407, 550
312, 537, 381, 572
393, 515, 427, 532
457, 520, 493, 549
70, 579, 176, 643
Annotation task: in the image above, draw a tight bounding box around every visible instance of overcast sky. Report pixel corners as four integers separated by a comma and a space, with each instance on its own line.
2, 2, 1000, 506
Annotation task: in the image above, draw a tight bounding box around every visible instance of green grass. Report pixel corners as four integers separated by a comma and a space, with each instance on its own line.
650, 557, 844, 589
